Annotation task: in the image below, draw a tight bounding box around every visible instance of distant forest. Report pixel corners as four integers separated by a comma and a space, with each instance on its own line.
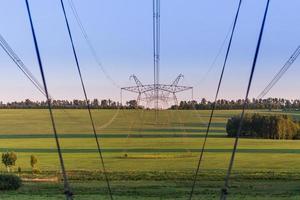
171, 98, 300, 110
0, 99, 139, 109
1, 98, 300, 110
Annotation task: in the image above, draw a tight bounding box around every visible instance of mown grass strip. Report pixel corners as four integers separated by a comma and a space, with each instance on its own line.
1, 148, 300, 153
0, 133, 226, 139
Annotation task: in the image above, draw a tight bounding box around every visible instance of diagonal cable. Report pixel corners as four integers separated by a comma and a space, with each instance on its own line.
198, 20, 234, 85
0, 32, 93, 125
220, 0, 271, 199
188, 1, 243, 199
0, 33, 46, 96
66, 0, 120, 88
24, 0, 73, 199
257, 45, 300, 99
59, 0, 113, 199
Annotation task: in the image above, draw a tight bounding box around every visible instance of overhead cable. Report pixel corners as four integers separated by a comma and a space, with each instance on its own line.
67, 0, 120, 88
189, 0, 243, 199
220, 1, 271, 199
59, 0, 113, 199
24, 0, 73, 199
0, 33, 46, 96
257, 45, 300, 99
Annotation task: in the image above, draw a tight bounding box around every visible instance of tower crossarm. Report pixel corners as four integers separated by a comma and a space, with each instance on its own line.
171, 74, 184, 86
121, 82, 193, 108
130, 74, 143, 87
158, 84, 193, 93
122, 85, 155, 94
122, 84, 192, 94
121, 86, 141, 94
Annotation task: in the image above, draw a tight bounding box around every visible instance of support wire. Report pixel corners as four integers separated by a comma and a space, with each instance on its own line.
220, 0, 271, 199
189, 1, 243, 199
24, 0, 73, 199
59, 0, 113, 199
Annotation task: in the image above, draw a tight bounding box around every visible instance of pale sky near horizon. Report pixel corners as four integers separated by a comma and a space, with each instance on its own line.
0, 0, 300, 103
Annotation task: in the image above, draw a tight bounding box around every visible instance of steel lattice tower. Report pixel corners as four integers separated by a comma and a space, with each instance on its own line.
121, 0, 193, 112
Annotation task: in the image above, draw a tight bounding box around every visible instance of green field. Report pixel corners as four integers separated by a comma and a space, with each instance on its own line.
1, 109, 300, 199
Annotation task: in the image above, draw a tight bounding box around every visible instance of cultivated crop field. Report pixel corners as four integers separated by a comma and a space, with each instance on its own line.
1, 109, 300, 199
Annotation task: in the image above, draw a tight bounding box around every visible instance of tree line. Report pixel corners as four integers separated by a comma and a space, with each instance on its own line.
2, 98, 300, 110
170, 98, 300, 110
226, 113, 300, 140
0, 99, 141, 109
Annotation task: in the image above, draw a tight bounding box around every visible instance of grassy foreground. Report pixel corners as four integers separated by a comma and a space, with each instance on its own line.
0, 109, 300, 199
2, 180, 300, 200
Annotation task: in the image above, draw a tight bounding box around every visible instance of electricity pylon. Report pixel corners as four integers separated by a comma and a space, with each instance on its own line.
121, 74, 193, 108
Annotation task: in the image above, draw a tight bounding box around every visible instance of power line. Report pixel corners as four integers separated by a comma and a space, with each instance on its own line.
220, 0, 271, 199
67, 0, 120, 88
0, 33, 46, 97
0, 32, 94, 124
189, 0, 243, 199
197, 21, 234, 85
59, 0, 113, 199
257, 45, 300, 99
24, 0, 73, 199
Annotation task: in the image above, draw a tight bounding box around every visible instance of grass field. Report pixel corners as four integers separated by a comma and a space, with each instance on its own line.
0, 109, 300, 199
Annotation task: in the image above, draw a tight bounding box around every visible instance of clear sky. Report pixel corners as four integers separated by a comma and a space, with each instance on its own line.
0, 0, 299, 103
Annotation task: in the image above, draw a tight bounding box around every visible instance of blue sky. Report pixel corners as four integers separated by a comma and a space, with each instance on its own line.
0, 0, 299, 102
